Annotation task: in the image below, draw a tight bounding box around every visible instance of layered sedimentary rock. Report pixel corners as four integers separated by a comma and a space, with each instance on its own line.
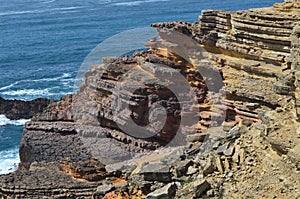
1, 1, 300, 198
72, 52, 207, 145
291, 24, 300, 70
0, 40, 210, 197
152, 6, 299, 112
190, 6, 300, 112
19, 46, 210, 168
195, 8, 298, 64
0, 96, 53, 120
292, 24, 300, 118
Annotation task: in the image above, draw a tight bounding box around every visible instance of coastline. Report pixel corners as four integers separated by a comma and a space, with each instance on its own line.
1, 1, 300, 198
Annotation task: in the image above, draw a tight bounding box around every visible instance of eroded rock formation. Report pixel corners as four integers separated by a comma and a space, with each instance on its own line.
0, 96, 54, 120
191, 6, 299, 109
1, 2, 300, 199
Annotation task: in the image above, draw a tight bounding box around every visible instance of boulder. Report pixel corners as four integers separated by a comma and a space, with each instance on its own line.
146, 183, 178, 199
192, 179, 211, 198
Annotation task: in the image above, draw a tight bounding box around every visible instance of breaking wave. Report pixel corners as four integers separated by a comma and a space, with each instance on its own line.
0, 115, 30, 126
0, 147, 20, 175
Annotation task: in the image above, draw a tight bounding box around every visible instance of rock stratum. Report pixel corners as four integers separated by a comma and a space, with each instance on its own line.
1, 1, 300, 199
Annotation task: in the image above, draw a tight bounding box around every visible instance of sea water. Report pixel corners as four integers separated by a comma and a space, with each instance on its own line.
0, 0, 279, 174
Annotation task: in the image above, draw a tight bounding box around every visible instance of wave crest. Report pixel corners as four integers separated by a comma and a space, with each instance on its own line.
0, 115, 30, 126
0, 147, 19, 174
112, 0, 170, 6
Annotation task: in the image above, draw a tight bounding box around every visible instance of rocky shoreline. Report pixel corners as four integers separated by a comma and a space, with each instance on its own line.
1, 1, 300, 198
0, 96, 54, 120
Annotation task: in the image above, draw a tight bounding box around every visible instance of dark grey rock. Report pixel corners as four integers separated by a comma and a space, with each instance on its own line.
224, 146, 235, 156
0, 96, 53, 120
226, 126, 243, 139
160, 147, 185, 165
140, 162, 172, 182
175, 160, 193, 178
146, 182, 178, 199
197, 139, 215, 155
212, 141, 220, 150
202, 156, 216, 176
95, 184, 114, 195
217, 142, 230, 155
105, 160, 136, 175
187, 142, 203, 155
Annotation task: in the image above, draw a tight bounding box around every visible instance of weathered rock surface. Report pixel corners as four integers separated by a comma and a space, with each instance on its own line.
1, 31, 209, 198
146, 182, 178, 199
72, 53, 207, 145
190, 6, 300, 110
1, 1, 300, 199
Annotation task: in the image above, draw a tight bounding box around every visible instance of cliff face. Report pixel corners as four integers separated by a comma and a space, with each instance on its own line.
192, 7, 299, 109
197, 9, 295, 63
72, 53, 207, 145
1, 2, 300, 199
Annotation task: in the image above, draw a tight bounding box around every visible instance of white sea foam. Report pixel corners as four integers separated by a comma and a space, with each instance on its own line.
112, 0, 170, 6
1, 88, 51, 97
0, 73, 72, 91
62, 73, 72, 78
0, 115, 30, 126
0, 147, 20, 175
0, 74, 74, 99
57, 7, 84, 11
61, 81, 74, 88
0, 88, 72, 101
0, 10, 39, 16
98, 0, 112, 5
40, 0, 57, 3
31, 73, 72, 82
0, 82, 19, 91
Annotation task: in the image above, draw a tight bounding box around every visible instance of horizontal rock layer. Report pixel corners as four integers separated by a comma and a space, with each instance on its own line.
194, 8, 299, 64
187, 5, 300, 110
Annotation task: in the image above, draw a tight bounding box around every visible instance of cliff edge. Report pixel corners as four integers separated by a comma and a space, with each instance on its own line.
0, 2, 299, 198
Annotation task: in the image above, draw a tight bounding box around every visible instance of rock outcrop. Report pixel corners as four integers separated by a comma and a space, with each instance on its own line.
1, 1, 300, 199
0, 96, 54, 120
190, 6, 300, 110
72, 52, 207, 145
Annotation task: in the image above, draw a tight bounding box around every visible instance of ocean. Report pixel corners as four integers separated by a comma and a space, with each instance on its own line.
0, 0, 279, 174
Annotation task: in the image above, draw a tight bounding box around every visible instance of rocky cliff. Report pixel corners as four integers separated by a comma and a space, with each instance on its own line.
0, 1, 300, 199
0, 96, 54, 120
191, 7, 299, 109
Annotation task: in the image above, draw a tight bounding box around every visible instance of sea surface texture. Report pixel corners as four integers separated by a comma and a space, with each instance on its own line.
0, 0, 278, 174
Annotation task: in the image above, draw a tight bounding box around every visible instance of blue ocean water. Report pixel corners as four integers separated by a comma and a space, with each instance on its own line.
0, 0, 279, 174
